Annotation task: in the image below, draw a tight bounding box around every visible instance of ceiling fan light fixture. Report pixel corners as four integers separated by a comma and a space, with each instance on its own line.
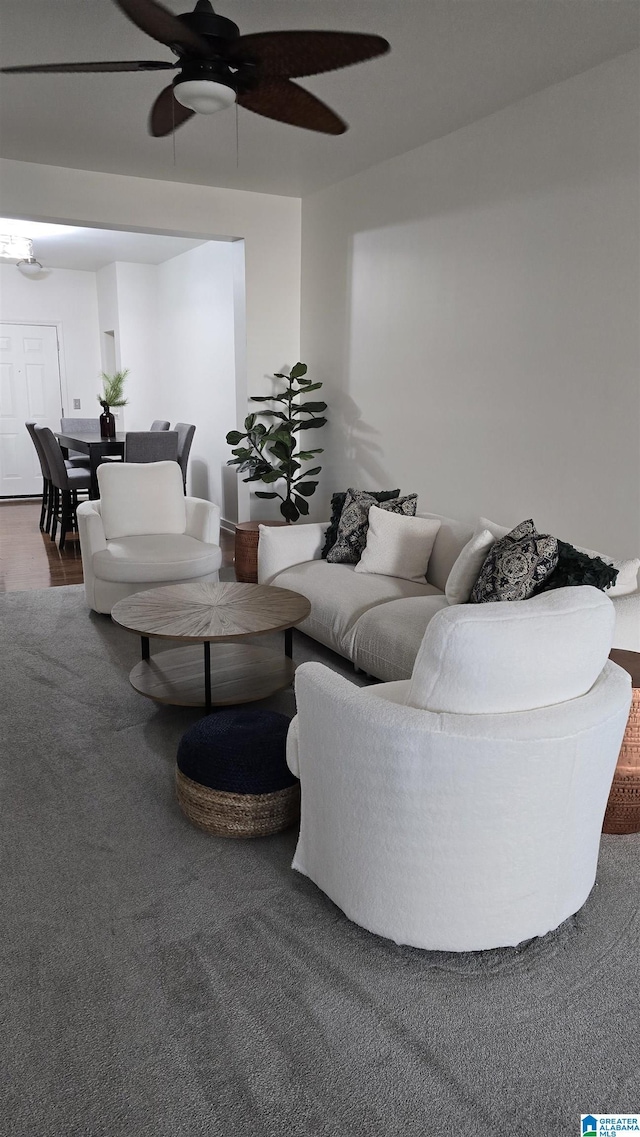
173, 77, 236, 114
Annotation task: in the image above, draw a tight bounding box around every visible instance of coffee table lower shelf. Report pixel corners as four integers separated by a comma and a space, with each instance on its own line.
129, 642, 295, 708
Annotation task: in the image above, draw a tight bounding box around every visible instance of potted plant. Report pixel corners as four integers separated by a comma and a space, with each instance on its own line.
226, 362, 327, 522
98, 368, 129, 438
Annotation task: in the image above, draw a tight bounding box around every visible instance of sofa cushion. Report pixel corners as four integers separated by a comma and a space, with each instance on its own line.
470, 519, 558, 603
98, 461, 186, 540
348, 593, 449, 682
321, 488, 401, 558
93, 533, 221, 583
406, 586, 616, 714
417, 513, 474, 592
355, 508, 441, 583
326, 489, 417, 565
271, 560, 436, 656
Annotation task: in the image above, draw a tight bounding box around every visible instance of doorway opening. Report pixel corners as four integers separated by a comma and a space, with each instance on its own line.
0, 216, 247, 523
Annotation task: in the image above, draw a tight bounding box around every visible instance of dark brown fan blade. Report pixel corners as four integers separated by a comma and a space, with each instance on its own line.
1, 60, 177, 74
113, 0, 210, 57
238, 78, 346, 135
149, 83, 195, 136
227, 31, 389, 79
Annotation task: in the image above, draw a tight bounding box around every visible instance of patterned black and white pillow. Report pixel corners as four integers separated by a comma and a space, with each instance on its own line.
326, 488, 418, 565
321, 488, 401, 558
469, 519, 558, 603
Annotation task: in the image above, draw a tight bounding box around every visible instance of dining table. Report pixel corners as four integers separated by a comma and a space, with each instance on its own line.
56, 430, 126, 499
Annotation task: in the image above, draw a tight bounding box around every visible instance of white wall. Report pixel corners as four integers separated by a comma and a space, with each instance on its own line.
156, 242, 237, 510
112, 262, 159, 433
0, 158, 301, 522
0, 262, 101, 418
301, 51, 640, 558
92, 246, 239, 516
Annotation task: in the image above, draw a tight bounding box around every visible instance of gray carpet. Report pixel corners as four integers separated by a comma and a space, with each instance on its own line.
1, 585, 638, 1137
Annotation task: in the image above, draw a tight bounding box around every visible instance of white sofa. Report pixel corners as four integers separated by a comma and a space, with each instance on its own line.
286, 588, 632, 950
77, 461, 221, 614
258, 512, 640, 681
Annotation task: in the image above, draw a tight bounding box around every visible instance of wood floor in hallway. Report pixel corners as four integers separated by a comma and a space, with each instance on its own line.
0, 499, 235, 593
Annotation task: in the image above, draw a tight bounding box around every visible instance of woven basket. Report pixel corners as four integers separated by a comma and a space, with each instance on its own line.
176, 768, 300, 838
602, 686, 640, 835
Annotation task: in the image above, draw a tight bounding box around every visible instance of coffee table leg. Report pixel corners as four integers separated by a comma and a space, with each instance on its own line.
204, 642, 211, 711
284, 628, 293, 659
141, 636, 150, 661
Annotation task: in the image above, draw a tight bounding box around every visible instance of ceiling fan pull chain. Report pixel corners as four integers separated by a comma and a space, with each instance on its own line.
235, 102, 239, 168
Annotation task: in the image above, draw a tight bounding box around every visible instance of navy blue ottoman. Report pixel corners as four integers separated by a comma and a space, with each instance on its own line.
175, 708, 299, 838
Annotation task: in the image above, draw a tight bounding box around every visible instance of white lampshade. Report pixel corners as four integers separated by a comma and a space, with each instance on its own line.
173, 79, 236, 115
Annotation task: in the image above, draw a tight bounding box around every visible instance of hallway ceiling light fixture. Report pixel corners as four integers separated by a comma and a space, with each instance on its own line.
1, 233, 47, 275
0, 0, 390, 137
17, 255, 45, 277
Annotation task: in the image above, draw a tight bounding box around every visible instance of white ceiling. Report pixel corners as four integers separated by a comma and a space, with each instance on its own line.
0, 1, 638, 198
0, 217, 209, 271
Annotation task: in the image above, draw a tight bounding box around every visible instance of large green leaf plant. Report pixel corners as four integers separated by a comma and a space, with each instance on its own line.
226, 362, 327, 523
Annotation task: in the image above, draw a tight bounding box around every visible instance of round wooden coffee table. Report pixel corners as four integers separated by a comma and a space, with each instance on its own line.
603, 648, 640, 834
111, 581, 311, 710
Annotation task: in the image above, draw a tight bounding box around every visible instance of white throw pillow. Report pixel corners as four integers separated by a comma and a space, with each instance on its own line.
355, 507, 441, 583
574, 545, 640, 597
478, 516, 510, 541
445, 528, 496, 605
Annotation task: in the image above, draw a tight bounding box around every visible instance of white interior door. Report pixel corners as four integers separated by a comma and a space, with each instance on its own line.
0, 324, 63, 497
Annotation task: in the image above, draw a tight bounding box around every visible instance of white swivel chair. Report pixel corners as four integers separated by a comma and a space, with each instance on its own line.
77, 461, 222, 614
287, 587, 632, 951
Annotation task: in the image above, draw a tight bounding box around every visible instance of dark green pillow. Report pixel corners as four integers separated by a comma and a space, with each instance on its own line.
321, 488, 401, 558
536, 540, 619, 593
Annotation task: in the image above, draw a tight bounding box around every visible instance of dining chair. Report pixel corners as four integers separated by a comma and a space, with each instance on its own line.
35, 426, 91, 549
173, 423, 196, 489
60, 417, 99, 468
125, 431, 178, 463
150, 420, 170, 431
25, 421, 53, 532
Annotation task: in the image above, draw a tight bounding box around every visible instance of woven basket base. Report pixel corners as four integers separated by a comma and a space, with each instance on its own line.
602, 687, 640, 835
602, 768, 640, 835
176, 768, 300, 838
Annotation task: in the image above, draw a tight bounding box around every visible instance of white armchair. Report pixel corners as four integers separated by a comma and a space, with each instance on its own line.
287, 586, 632, 951
77, 461, 222, 614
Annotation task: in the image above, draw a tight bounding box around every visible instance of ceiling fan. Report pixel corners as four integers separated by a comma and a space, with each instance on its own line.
1, 0, 390, 137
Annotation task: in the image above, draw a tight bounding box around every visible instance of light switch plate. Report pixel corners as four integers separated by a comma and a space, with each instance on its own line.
73, 398, 81, 409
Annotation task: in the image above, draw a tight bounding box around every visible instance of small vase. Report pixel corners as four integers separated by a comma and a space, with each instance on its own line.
100, 406, 116, 439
